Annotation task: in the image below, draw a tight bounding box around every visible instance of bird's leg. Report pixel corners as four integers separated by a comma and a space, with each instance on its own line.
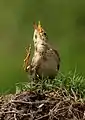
30, 61, 41, 81
23, 44, 31, 72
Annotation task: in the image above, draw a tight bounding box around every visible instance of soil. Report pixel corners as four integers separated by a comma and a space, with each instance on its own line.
0, 89, 85, 120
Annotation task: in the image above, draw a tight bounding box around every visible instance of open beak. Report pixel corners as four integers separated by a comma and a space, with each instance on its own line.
33, 21, 43, 33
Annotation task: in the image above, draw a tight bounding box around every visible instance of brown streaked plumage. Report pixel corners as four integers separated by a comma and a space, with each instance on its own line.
23, 21, 60, 79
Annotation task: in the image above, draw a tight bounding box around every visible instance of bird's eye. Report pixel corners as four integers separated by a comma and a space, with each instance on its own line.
44, 32, 47, 36
35, 35, 37, 39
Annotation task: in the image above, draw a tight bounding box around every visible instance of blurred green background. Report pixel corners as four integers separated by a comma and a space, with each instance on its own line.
0, 0, 85, 93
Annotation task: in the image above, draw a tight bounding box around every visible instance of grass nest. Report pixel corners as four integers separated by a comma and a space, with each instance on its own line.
0, 71, 85, 120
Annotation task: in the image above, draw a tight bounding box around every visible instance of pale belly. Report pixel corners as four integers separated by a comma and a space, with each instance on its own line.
31, 42, 60, 78
38, 57, 58, 77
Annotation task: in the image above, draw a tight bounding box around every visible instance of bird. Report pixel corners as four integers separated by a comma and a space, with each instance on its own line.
23, 21, 60, 79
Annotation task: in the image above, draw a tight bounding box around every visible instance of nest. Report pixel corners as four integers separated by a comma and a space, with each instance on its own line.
0, 89, 85, 120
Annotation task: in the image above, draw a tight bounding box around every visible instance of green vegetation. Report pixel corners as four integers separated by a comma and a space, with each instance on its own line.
15, 70, 85, 100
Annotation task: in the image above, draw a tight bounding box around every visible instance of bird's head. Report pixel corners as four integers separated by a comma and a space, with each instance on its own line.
33, 21, 48, 45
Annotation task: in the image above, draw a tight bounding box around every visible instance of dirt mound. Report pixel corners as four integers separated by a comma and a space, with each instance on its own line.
0, 90, 85, 120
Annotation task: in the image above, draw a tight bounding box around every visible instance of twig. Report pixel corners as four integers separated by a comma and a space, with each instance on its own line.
0, 111, 18, 114
35, 114, 49, 120
14, 113, 17, 120
0, 110, 25, 115
11, 99, 54, 105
